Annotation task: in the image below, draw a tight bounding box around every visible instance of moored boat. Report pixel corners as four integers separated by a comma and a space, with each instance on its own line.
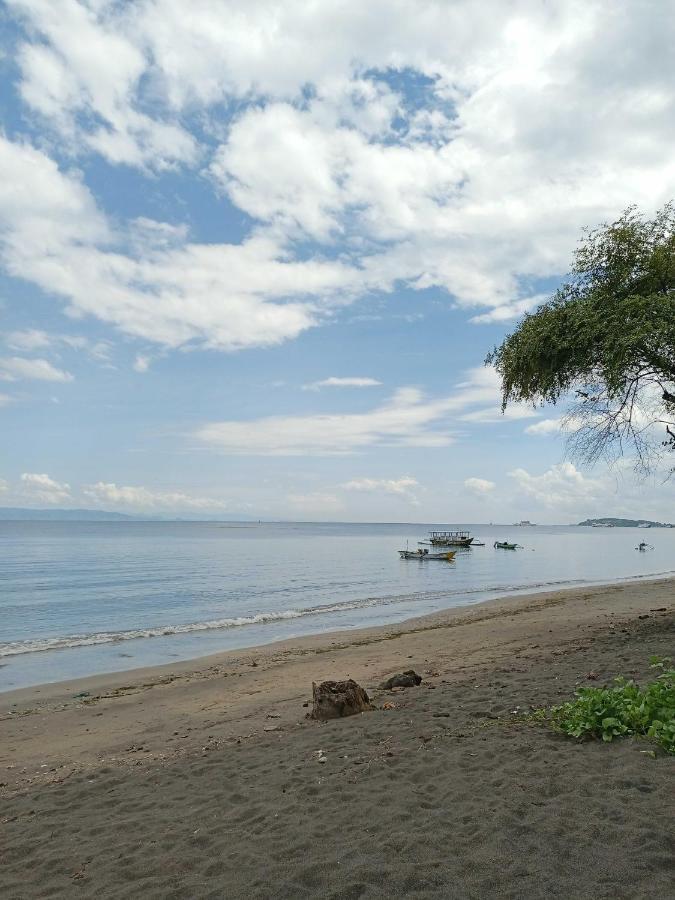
399, 548, 457, 561
420, 530, 474, 547
494, 541, 518, 550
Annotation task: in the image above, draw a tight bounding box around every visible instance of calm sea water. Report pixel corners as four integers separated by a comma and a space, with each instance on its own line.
1, 521, 673, 691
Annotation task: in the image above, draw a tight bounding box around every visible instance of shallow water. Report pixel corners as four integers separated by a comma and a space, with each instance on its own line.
1, 520, 673, 690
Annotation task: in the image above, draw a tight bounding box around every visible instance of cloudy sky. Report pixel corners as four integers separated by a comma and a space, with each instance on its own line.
1, 0, 673, 522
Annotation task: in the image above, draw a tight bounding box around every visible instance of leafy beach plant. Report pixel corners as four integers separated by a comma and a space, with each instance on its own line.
545, 657, 675, 754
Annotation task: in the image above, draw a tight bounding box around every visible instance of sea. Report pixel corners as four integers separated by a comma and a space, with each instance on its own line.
1, 521, 673, 692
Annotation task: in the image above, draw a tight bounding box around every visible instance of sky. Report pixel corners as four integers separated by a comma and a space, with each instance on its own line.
0, 0, 674, 523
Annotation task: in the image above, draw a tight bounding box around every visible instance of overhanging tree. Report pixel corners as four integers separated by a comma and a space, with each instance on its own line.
487, 203, 675, 472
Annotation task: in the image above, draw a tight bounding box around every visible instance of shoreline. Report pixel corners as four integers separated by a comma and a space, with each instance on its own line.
3, 569, 674, 700
1, 575, 673, 784
2, 575, 673, 897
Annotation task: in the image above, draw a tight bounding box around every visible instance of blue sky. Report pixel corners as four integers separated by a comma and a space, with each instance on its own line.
1, 1, 673, 522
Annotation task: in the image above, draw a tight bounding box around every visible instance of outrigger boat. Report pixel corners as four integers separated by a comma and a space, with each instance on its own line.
419, 530, 474, 548
494, 541, 518, 550
399, 548, 456, 561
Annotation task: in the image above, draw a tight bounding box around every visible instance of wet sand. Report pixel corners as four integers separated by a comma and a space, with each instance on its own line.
1, 578, 673, 898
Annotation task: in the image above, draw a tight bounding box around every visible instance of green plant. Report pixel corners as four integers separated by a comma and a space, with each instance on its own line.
545, 657, 675, 754
488, 203, 675, 473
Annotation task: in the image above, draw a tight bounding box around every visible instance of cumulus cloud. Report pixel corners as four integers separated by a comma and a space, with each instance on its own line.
0, 135, 359, 352
303, 376, 382, 391
464, 477, 496, 495
509, 463, 604, 511
2, 1, 673, 349
10, 0, 197, 169
82, 481, 226, 512
20, 472, 72, 503
0, 356, 74, 382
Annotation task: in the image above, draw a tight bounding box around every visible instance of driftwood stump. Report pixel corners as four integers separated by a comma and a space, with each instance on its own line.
311, 679, 373, 720
379, 670, 422, 690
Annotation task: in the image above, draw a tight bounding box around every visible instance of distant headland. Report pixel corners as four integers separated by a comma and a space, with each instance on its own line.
0, 507, 136, 521
0, 507, 260, 522
577, 517, 674, 528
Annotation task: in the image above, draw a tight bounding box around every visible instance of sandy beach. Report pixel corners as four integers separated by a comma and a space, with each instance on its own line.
1, 577, 673, 898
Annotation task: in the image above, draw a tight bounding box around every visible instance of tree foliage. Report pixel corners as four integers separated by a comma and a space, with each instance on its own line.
488, 203, 675, 471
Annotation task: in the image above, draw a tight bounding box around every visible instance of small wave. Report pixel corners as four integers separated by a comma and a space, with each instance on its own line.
3, 570, 672, 658
0, 592, 441, 657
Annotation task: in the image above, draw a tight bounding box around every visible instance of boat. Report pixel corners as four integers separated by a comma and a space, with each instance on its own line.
419, 530, 474, 547
494, 541, 518, 550
636, 542, 653, 552
399, 548, 456, 561
514, 520, 536, 526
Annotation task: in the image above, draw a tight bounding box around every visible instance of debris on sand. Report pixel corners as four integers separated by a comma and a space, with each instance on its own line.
379, 670, 422, 690
311, 680, 373, 720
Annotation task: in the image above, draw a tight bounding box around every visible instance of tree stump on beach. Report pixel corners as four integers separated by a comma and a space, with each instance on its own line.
311, 679, 373, 720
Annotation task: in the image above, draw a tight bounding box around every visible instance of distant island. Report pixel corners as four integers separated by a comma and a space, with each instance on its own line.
0, 507, 261, 522
577, 517, 674, 528
0, 507, 137, 521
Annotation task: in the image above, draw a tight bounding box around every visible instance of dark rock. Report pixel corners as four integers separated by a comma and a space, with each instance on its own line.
311, 679, 373, 720
379, 670, 423, 690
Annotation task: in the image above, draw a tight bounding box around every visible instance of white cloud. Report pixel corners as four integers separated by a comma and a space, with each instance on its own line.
2, 2, 673, 345
0, 357, 74, 382
0, 135, 361, 353
196, 387, 455, 456
5, 329, 53, 351
469, 296, 548, 325
133, 355, 151, 373
4, 329, 111, 361
0, 478, 8, 493
303, 376, 382, 391
525, 418, 563, 436
509, 463, 603, 511
507, 461, 675, 521
196, 367, 518, 456
82, 481, 225, 512
11, 0, 197, 170
20, 472, 72, 504
464, 477, 496, 495
341, 476, 420, 501
460, 405, 537, 424
0, 393, 13, 407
